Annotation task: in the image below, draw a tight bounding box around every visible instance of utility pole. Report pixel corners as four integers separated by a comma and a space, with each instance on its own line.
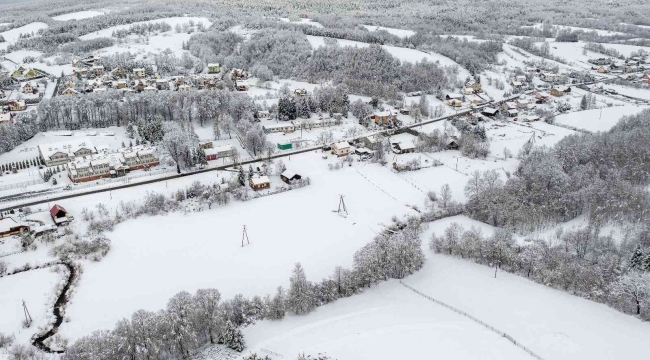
241, 225, 250, 247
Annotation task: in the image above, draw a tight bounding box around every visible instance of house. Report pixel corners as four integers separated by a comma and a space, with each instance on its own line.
143, 86, 157, 93
207, 63, 221, 74
38, 138, 97, 166
481, 107, 498, 117
294, 89, 307, 96
0, 90, 5, 99
258, 110, 270, 119
178, 84, 191, 92
194, 76, 207, 89
332, 113, 343, 121
507, 109, 519, 117
540, 73, 566, 82
332, 141, 351, 156
213, 145, 235, 158
200, 141, 214, 150
73, 67, 90, 78
0, 112, 12, 125
446, 137, 459, 150
155, 79, 169, 90
281, 170, 302, 184
50, 205, 70, 225
597, 66, 610, 74
249, 175, 270, 190
235, 80, 249, 91
399, 108, 410, 115
625, 65, 638, 73
173, 76, 185, 86
445, 93, 463, 101
8, 100, 26, 111
133, 68, 146, 78
502, 101, 518, 111
231, 68, 248, 80
21, 82, 36, 94
111, 67, 126, 78
0, 217, 30, 237
116, 80, 127, 89
535, 92, 550, 103
550, 88, 564, 97
204, 148, 219, 161
510, 80, 523, 88
369, 110, 397, 126
644, 74, 650, 84
92, 65, 105, 76
392, 140, 416, 154
516, 98, 531, 109
516, 75, 527, 82
463, 87, 475, 95
447, 99, 463, 107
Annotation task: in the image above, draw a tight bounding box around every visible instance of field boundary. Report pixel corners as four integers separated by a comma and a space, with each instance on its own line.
399, 280, 545, 360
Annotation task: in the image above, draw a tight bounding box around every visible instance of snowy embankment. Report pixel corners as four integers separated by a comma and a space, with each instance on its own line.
51, 11, 104, 21
305, 35, 471, 79
241, 215, 650, 360
555, 106, 647, 132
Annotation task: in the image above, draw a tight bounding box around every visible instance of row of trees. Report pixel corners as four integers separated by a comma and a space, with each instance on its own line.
63, 213, 424, 358
430, 222, 650, 319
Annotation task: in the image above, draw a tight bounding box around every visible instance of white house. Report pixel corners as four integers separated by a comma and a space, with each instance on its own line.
332, 141, 351, 157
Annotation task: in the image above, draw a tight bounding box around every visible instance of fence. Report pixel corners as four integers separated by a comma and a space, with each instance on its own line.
0, 178, 45, 192
260, 348, 284, 359
399, 281, 545, 360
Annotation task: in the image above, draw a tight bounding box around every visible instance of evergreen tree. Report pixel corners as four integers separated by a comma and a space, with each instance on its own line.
278, 95, 297, 121
238, 166, 246, 186
129, 140, 133, 147
643, 254, 650, 272
266, 287, 286, 320
287, 263, 316, 315
122, 141, 126, 148
630, 244, 644, 270
580, 95, 588, 110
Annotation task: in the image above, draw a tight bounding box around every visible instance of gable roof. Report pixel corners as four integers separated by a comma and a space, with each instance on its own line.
50, 204, 67, 217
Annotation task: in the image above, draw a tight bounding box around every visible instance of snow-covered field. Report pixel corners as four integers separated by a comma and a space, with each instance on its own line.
0, 268, 60, 344
0, 22, 49, 50
279, 18, 323, 28
555, 106, 647, 132
522, 23, 627, 37
51, 10, 104, 21
79, 16, 211, 40
361, 25, 415, 38
240, 215, 650, 360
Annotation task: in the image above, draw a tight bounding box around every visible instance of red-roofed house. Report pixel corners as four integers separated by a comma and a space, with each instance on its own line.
50, 205, 69, 225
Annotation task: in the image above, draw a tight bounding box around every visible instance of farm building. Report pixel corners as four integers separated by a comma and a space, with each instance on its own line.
92, 65, 105, 76
332, 141, 351, 157
249, 175, 270, 190
481, 107, 498, 117
50, 205, 70, 225
281, 170, 302, 184
0, 217, 30, 238
235, 80, 249, 91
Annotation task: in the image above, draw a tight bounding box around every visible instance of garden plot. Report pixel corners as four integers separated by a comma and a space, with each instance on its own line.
55, 151, 424, 340
555, 106, 647, 132
361, 25, 415, 38
0, 268, 60, 345
51, 10, 104, 21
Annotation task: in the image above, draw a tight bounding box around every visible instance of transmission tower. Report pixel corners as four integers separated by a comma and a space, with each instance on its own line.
241, 225, 250, 247
337, 195, 348, 216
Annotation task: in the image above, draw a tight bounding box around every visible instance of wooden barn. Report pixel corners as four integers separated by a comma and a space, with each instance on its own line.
0, 217, 30, 238
50, 204, 70, 225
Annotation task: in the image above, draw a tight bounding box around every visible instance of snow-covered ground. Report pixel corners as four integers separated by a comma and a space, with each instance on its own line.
0, 268, 60, 344
555, 105, 647, 132
51, 10, 104, 21
279, 18, 323, 28
361, 25, 415, 38
522, 23, 627, 37
240, 215, 650, 360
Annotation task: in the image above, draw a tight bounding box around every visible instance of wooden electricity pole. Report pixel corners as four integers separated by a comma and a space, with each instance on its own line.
241, 225, 250, 247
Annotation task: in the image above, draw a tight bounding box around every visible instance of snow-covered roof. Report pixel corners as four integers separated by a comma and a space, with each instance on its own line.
482, 107, 498, 115
133, 68, 145, 72
38, 138, 95, 160
144, 86, 157, 91
333, 141, 350, 149
204, 148, 218, 156
214, 145, 234, 153
0, 113, 11, 123
446, 93, 463, 99
281, 170, 298, 179
374, 111, 393, 117
236, 80, 249, 87
208, 63, 220, 67
397, 140, 415, 150
507, 109, 519, 115
505, 102, 517, 109
250, 175, 270, 185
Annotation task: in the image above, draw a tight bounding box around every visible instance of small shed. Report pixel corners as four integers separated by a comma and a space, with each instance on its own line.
249, 175, 270, 190
277, 142, 292, 150
281, 170, 302, 184
50, 204, 69, 225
